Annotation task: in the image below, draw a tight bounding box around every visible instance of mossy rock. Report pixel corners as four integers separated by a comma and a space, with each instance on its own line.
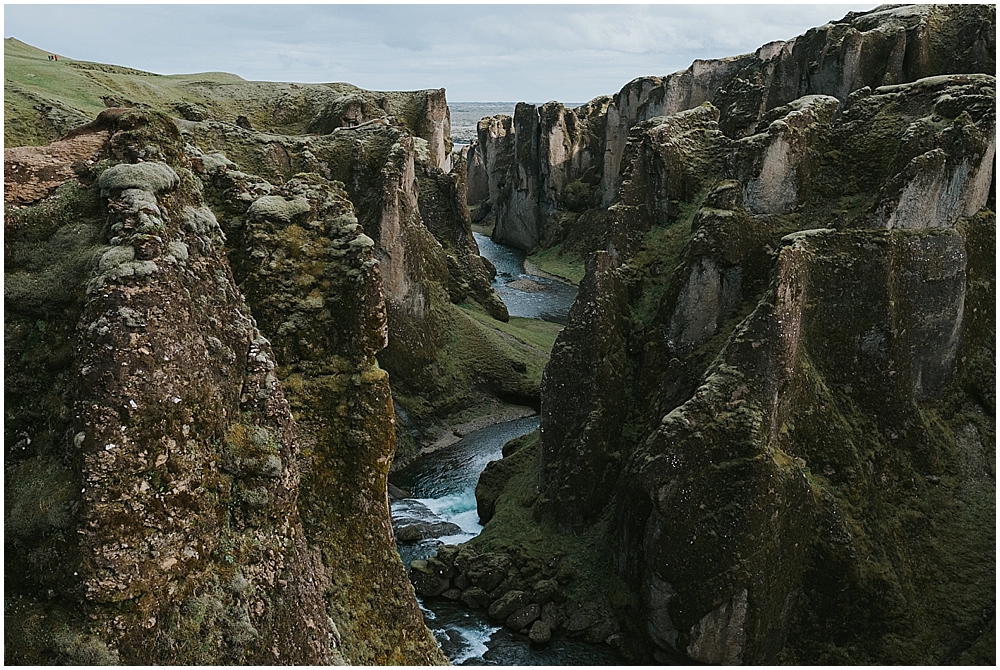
97, 161, 179, 196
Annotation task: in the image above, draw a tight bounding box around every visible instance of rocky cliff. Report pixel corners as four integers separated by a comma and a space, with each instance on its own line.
3, 106, 453, 663
173, 108, 539, 463
460, 5, 995, 665
5, 35, 543, 454
468, 4, 995, 254
4, 39, 563, 661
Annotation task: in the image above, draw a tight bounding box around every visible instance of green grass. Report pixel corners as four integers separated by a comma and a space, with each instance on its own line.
526, 243, 586, 285
446, 299, 558, 389
459, 302, 563, 355
3, 36, 441, 147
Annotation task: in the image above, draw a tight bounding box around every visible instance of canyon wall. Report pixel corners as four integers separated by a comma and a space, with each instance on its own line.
4, 40, 454, 173
469, 3, 995, 252
5, 68, 549, 663
176, 109, 540, 464
535, 70, 995, 664
460, 4, 995, 664
4, 108, 447, 664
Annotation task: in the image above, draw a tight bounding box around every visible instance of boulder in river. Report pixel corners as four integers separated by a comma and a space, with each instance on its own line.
529, 620, 552, 644
488, 590, 530, 621
391, 499, 463, 543
506, 603, 541, 630
410, 559, 452, 597
460, 587, 492, 610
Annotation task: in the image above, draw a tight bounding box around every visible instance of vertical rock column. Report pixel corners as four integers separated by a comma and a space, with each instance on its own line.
207, 164, 447, 665
494, 103, 542, 250
71, 133, 335, 662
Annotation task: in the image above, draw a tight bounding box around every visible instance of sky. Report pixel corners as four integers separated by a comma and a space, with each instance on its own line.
5, 2, 883, 102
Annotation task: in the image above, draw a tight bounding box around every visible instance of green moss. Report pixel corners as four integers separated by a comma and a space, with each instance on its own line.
97, 161, 180, 196
4, 595, 120, 665
5, 179, 102, 240
470, 430, 642, 656
5, 457, 79, 539
628, 220, 695, 327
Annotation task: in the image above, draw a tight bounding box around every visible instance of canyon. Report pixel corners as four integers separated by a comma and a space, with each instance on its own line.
5, 4, 995, 665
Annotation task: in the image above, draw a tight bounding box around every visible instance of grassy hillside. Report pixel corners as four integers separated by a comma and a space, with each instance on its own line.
4, 37, 432, 147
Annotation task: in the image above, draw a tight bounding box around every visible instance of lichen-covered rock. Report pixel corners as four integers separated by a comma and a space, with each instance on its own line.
5, 109, 448, 666
735, 95, 840, 215
194, 160, 445, 664
409, 560, 452, 597
537, 251, 632, 531
476, 443, 525, 524
489, 98, 610, 251
97, 160, 180, 196
488, 590, 530, 621
460, 587, 492, 610
183, 115, 535, 465
5, 110, 341, 665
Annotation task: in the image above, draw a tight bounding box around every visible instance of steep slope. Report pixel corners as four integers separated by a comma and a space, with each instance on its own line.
4, 38, 556, 665
453, 6, 995, 665
468, 3, 995, 257
4, 108, 446, 664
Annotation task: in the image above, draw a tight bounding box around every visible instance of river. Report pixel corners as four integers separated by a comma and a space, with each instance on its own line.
389, 237, 626, 664
473, 232, 578, 325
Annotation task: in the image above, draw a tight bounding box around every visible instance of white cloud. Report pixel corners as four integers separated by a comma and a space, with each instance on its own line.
4, 3, 881, 101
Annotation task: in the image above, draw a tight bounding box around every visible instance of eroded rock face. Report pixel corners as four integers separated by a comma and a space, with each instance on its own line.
614, 221, 985, 664
478, 98, 609, 251
473, 4, 995, 251
179, 107, 535, 468
5, 110, 343, 665
5, 110, 446, 665
537, 251, 631, 532
530, 57, 994, 666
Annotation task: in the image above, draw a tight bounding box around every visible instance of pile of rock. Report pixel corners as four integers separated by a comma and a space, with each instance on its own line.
409, 544, 620, 647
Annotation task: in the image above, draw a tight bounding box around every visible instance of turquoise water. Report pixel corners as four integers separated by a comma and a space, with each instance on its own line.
474, 232, 578, 324
389, 234, 621, 664
391, 417, 539, 568
390, 416, 629, 665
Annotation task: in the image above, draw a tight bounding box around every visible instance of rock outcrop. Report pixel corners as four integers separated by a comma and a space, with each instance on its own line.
470, 7, 994, 664
176, 105, 541, 466
4, 109, 446, 664
469, 4, 996, 252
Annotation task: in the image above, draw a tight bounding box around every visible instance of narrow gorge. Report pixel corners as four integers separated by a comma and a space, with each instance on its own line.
5, 4, 995, 665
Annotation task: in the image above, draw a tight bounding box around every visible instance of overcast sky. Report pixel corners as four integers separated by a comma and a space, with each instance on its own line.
5, 3, 882, 102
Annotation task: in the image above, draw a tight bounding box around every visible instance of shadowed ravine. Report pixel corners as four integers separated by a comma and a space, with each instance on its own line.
388, 240, 620, 664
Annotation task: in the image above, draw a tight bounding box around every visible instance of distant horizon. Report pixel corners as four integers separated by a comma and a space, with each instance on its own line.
4, 3, 881, 102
